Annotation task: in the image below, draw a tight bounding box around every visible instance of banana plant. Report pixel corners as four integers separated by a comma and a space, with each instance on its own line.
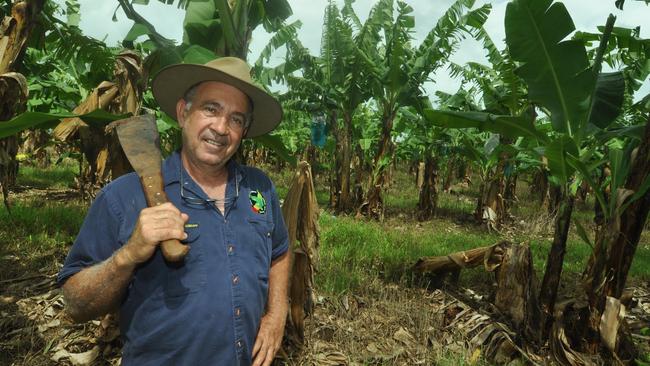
357, 0, 491, 220
1, 0, 46, 210
442, 35, 532, 227
425, 0, 648, 358
269, 0, 382, 213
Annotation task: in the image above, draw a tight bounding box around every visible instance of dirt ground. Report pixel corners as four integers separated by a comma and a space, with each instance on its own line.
3, 262, 649, 366
0, 265, 483, 366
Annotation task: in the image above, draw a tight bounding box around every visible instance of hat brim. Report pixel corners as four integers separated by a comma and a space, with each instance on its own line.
152, 63, 282, 138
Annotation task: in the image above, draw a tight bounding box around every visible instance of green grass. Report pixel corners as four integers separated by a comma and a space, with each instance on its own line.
16, 160, 78, 190
0, 199, 87, 280
5, 161, 650, 295
317, 213, 501, 293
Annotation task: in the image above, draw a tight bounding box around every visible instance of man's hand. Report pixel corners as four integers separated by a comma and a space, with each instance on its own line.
118, 202, 188, 267
252, 312, 286, 366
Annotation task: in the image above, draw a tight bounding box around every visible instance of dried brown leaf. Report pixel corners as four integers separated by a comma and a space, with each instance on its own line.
599, 296, 626, 352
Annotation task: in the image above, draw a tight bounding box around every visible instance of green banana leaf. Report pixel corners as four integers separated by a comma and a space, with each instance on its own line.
423, 109, 549, 143
597, 123, 646, 142
505, 0, 593, 135
588, 72, 626, 129
253, 134, 297, 167
543, 136, 578, 184
0, 110, 127, 139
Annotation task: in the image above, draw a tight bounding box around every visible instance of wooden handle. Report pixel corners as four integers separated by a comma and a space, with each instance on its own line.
140, 174, 189, 262
161, 238, 190, 262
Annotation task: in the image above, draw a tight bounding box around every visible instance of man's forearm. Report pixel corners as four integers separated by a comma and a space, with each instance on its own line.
266, 250, 291, 318
62, 247, 136, 322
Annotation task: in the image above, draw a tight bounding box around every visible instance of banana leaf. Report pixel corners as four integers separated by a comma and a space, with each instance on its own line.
0, 110, 126, 139
253, 134, 297, 167
505, 0, 593, 135
423, 109, 549, 143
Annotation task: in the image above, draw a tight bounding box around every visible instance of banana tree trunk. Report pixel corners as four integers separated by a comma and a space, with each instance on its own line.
494, 243, 541, 342
460, 160, 471, 185
504, 173, 518, 211
328, 110, 339, 210
474, 162, 506, 230
531, 168, 550, 208
351, 144, 367, 209
336, 111, 353, 213
21, 129, 49, 167
358, 111, 395, 221
582, 115, 650, 358
538, 190, 575, 339
0, 0, 45, 209
416, 160, 425, 190
417, 155, 438, 221
442, 156, 455, 192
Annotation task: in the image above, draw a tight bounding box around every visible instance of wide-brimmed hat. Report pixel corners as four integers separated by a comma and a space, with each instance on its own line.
152, 57, 282, 138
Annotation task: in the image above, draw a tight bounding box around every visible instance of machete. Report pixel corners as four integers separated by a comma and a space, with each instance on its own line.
109, 114, 189, 262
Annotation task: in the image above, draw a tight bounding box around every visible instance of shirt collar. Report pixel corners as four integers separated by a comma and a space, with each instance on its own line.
163, 151, 245, 187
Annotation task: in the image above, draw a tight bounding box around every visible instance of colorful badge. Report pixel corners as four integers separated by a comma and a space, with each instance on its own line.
249, 190, 266, 214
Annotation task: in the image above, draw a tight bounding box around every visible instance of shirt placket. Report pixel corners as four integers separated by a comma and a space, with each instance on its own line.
224, 168, 245, 358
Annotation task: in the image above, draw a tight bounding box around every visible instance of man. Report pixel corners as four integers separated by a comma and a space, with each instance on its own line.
58, 57, 291, 366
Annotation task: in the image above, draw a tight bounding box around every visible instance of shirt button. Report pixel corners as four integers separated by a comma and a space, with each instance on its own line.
228, 244, 234, 254
267, 232, 271, 237
232, 275, 239, 285
235, 308, 241, 317
236, 340, 242, 348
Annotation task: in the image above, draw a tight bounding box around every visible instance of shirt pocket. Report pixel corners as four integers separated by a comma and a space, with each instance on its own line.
162, 227, 205, 298
245, 218, 273, 310
128, 228, 206, 301
246, 218, 274, 272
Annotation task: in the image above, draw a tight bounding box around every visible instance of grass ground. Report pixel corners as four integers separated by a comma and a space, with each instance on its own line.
1, 159, 649, 365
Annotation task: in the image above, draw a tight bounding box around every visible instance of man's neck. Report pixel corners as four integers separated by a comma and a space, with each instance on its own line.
180, 152, 229, 190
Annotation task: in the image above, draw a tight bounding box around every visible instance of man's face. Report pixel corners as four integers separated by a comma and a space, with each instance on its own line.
176, 81, 250, 171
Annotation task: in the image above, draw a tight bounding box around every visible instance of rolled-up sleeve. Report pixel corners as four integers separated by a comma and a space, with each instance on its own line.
270, 184, 289, 261
57, 188, 123, 286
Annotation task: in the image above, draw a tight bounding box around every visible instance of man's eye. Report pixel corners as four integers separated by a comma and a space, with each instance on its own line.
230, 116, 245, 127
204, 105, 221, 114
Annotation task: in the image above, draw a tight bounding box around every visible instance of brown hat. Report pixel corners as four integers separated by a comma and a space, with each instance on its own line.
151, 57, 283, 138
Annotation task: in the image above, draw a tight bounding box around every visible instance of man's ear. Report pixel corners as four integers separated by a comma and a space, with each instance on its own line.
176, 99, 187, 128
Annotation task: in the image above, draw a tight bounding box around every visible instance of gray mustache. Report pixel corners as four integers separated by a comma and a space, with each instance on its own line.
204, 129, 229, 142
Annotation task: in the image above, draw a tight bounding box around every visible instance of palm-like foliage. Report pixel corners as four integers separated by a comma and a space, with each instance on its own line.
357, 0, 491, 220
424, 0, 650, 358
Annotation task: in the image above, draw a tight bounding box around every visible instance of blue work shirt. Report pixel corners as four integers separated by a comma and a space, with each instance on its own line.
58, 152, 289, 365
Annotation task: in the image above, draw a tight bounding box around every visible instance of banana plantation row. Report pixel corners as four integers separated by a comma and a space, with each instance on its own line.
1, 0, 649, 364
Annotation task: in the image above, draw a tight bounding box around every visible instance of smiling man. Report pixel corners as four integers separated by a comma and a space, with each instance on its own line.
58, 57, 291, 366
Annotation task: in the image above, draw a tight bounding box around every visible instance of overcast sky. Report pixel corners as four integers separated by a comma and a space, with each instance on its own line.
69, 0, 649, 103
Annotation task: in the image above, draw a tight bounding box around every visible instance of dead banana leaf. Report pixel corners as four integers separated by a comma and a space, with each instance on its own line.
440, 289, 540, 365
53, 81, 117, 141
1, 0, 45, 73
550, 321, 592, 366
413, 240, 509, 274
52, 50, 144, 196
281, 161, 320, 347
0, 72, 27, 210
51, 345, 100, 366
312, 351, 348, 365
599, 296, 625, 353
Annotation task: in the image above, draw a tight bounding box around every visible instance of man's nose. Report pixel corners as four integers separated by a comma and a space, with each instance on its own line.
211, 114, 230, 135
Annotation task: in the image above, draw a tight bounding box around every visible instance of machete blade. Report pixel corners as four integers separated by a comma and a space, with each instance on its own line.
114, 114, 163, 177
